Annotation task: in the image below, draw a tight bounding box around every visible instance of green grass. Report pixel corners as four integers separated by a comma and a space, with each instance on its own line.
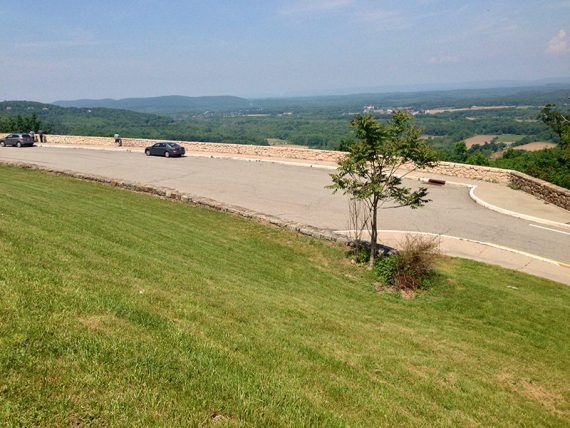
0, 165, 569, 426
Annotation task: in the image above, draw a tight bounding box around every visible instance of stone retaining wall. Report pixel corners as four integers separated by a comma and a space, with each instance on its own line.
417, 162, 512, 184
39, 135, 513, 183
45, 135, 345, 163
415, 161, 568, 210
8, 134, 569, 211
510, 171, 570, 210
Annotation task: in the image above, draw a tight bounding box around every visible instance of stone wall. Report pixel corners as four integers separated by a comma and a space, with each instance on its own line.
411, 161, 512, 184
510, 171, 570, 210
45, 135, 344, 163
414, 162, 568, 210
416, 162, 568, 210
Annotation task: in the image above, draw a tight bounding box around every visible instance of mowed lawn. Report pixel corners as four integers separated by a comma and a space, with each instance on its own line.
0, 165, 568, 426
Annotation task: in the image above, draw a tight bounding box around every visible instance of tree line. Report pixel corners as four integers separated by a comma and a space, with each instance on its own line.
0, 113, 43, 133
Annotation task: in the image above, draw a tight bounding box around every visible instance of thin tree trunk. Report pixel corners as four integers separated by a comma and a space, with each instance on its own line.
369, 197, 378, 268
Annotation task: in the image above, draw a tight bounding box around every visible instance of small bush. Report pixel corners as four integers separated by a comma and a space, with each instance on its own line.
375, 255, 399, 285
353, 246, 371, 264
348, 239, 394, 265
375, 235, 440, 292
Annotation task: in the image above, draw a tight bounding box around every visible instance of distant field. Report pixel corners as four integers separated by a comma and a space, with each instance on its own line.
495, 134, 526, 143
0, 165, 569, 426
513, 142, 557, 151
425, 105, 515, 114
465, 134, 529, 148
464, 134, 497, 148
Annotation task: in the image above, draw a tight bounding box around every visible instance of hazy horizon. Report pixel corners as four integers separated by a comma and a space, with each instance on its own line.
2, 1, 570, 102
44, 77, 570, 104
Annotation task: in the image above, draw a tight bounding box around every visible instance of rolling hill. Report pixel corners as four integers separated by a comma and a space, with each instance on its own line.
52, 84, 570, 117
0, 101, 174, 137
54, 95, 252, 115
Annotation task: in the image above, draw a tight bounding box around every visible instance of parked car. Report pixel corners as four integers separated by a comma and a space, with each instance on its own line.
0, 133, 35, 148
144, 142, 185, 158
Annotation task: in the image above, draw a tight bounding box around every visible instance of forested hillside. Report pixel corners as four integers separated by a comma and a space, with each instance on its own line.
0, 101, 173, 137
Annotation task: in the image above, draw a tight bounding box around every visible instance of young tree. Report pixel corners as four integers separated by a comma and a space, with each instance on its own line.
329, 112, 438, 267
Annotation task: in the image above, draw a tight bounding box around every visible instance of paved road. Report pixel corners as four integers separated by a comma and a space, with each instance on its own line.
1, 147, 569, 265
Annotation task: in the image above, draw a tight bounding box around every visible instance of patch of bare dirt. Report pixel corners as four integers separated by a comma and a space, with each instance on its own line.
521, 380, 566, 412
78, 314, 130, 333
513, 142, 557, 151
496, 373, 568, 417
464, 135, 497, 148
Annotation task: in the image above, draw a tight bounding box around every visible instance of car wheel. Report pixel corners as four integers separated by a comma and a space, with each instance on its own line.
164, 151, 170, 158
16, 142, 22, 148
145, 150, 151, 156
0, 141, 5, 147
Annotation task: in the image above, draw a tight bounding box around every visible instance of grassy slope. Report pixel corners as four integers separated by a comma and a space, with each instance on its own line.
0, 165, 568, 426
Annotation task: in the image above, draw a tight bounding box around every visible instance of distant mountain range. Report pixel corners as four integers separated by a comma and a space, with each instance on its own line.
51, 81, 570, 117
54, 95, 252, 115
281, 77, 570, 97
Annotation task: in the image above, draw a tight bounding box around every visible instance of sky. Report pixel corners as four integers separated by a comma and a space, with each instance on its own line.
1, 0, 569, 102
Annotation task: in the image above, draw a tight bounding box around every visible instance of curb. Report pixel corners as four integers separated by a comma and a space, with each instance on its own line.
40, 144, 339, 170
417, 176, 570, 231
374, 229, 570, 268
190, 153, 338, 170
41, 144, 144, 153
468, 185, 570, 231
335, 229, 570, 285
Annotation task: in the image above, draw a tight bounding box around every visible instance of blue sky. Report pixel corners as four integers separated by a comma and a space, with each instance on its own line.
1, 0, 569, 101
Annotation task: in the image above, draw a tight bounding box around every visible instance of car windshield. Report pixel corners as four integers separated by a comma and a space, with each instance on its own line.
167, 143, 181, 148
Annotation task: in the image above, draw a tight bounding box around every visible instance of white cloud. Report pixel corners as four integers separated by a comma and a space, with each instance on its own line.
546, 29, 569, 55
280, 0, 354, 16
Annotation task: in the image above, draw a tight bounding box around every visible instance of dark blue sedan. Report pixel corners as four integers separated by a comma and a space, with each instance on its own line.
145, 142, 186, 158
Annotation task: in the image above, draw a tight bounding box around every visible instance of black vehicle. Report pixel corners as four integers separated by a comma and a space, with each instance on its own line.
0, 133, 35, 148
144, 142, 185, 158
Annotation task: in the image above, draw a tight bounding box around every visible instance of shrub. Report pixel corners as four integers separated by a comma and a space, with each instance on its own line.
374, 254, 399, 285
375, 235, 440, 292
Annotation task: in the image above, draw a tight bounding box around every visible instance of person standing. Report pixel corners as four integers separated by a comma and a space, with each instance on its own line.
39, 131, 44, 143
29, 130, 35, 143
